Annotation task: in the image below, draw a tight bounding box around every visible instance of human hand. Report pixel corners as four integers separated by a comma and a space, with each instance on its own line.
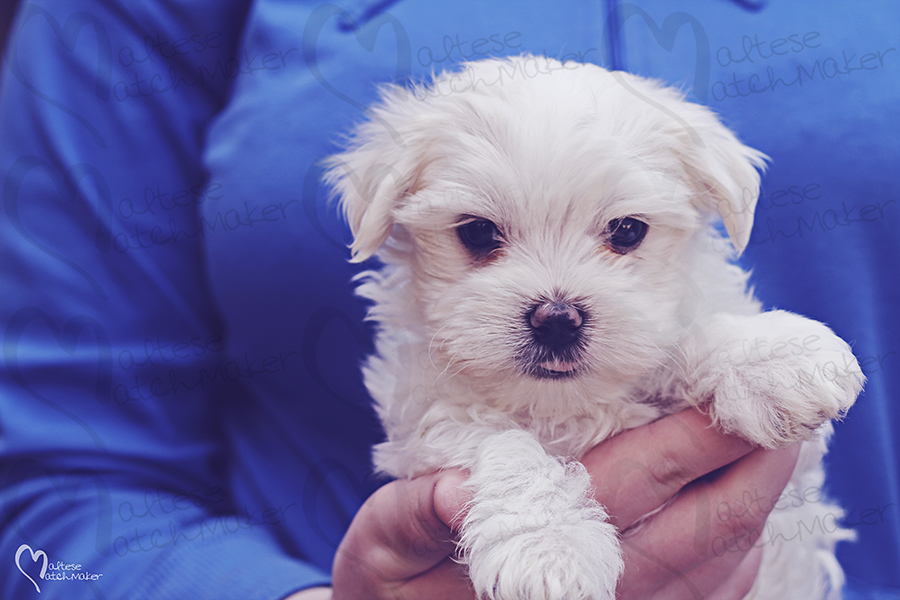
291, 469, 475, 600
290, 408, 796, 600
582, 408, 800, 600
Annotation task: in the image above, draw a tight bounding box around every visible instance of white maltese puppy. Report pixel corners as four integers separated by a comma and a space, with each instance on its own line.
325, 55, 865, 600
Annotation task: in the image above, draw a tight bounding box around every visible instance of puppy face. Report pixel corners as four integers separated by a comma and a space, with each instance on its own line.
327, 57, 766, 396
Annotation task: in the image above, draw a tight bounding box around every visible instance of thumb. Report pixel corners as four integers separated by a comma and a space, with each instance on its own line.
335, 469, 470, 585
433, 468, 470, 530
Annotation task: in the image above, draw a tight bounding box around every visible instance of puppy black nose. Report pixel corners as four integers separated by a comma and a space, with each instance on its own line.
528, 302, 584, 349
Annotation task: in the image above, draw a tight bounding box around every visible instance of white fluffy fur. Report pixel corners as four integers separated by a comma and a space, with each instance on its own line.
325, 56, 865, 600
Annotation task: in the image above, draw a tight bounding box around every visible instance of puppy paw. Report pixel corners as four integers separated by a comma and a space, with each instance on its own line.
466, 519, 621, 600
461, 431, 622, 600
698, 311, 865, 448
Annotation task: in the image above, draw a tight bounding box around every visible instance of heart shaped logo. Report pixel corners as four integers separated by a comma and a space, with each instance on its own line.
3, 155, 112, 300
4, 307, 113, 450
302, 306, 375, 417
15, 544, 48, 593
302, 3, 411, 144
302, 160, 353, 253
5, 4, 112, 148
601, 5, 711, 146
302, 458, 376, 551
603, 4, 711, 100
6, 457, 113, 558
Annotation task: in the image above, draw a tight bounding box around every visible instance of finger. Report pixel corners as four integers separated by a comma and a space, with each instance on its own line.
640, 540, 764, 600
382, 556, 476, 600
433, 468, 471, 528
582, 408, 756, 529
332, 469, 471, 598
696, 545, 763, 600
617, 444, 800, 600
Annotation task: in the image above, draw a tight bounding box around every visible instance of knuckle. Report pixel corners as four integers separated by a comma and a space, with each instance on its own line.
648, 446, 697, 494
710, 496, 769, 556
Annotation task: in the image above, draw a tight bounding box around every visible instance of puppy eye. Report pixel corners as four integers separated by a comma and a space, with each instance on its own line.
607, 217, 648, 253
457, 218, 502, 257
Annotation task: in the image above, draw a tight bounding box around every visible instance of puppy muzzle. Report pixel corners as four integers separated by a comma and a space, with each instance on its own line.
524, 301, 586, 378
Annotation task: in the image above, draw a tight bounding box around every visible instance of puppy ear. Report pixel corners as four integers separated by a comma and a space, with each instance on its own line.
675, 105, 768, 255
324, 88, 425, 263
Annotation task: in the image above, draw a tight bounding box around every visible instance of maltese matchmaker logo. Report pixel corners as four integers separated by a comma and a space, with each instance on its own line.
14, 544, 105, 593
15, 544, 47, 593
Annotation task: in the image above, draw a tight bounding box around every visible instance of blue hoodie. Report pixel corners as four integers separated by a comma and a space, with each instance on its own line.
1, 1, 897, 598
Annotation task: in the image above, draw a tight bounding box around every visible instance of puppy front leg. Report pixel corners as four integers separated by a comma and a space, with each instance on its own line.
681, 310, 865, 448
460, 429, 622, 600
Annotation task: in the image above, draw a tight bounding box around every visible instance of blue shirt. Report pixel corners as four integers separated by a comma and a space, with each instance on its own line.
1, 1, 897, 598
